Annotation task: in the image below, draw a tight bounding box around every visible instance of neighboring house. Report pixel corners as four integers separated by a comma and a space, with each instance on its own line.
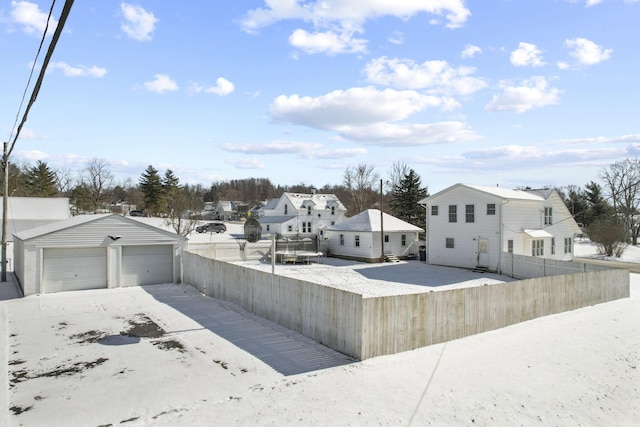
215, 201, 238, 221
324, 209, 423, 263
419, 184, 582, 272
258, 192, 347, 238
0, 197, 71, 270
13, 214, 187, 296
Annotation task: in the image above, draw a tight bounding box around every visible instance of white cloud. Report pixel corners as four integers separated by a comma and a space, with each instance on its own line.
586, 0, 603, 6
289, 28, 367, 55
221, 141, 323, 154
564, 37, 612, 66
9, 0, 57, 35
364, 57, 487, 95
240, 0, 471, 33
557, 61, 570, 70
303, 147, 367, 159
485, 76, 561, 113
339, 121, 480, 146
461, 44, 482, 59
120, 2, 158, 41
227, 158, 266, 169
49, 62, 107, 78
510, 42, 545, 67
388, 31, 404, 45
143, 74, 178, 93
270, 86, 441, 130
189, 78, 235, 95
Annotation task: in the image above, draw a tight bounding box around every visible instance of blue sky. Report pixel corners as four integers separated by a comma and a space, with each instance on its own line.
1, 0, 639, 193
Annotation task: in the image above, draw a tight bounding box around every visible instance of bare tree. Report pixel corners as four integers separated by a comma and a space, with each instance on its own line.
343, 163, 379, 214
53, 166, 74, 196
386, 161, 409, 193
80, 158, 114, 213
600, 158, 640, 244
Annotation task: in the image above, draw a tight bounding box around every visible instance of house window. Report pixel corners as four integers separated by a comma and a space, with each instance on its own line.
306, 222, 312, 233
331, 221, 335, 225
507, 239, 513, 253
287, 225, 293, 232
284, 204, 288, 215
487, 204, 496, 215
331, 206, 335, 215
465, 204, 475, 223
302, 222, 310, 233
307, 206, 312, 215
266, 225, 270, 232
401, 234, 406, 246
532, 239, 544, 256
551, 237, 555, 255
431, 206, 438, 216
564, 237, 572, 253
340, 234, 344, 245
355, 235, 360, 247
448, 205, 457, 223
384, 234, 389, 243
445, 238, 454, 248
544, 207, 552, 225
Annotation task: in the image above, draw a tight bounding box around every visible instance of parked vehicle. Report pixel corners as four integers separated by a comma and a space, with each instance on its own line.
196, 222, 227, 233
129, 210, 145, 217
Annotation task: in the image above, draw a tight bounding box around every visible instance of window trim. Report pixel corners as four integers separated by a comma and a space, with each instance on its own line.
465, 204, 475, 223
487, 203, 496, 215
445, 237, 454, 249
448, 205, 457, 223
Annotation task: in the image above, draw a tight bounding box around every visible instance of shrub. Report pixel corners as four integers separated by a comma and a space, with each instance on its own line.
587, 219, 628, 257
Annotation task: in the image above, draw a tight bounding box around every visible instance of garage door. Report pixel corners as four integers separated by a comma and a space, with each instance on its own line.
43, 247, 107, 293
121, 245, 173, 286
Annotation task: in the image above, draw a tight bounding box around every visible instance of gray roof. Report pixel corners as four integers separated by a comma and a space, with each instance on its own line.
257, 215, 295, 224
326, 209, 423, 233
284, 192, 347, 211
15, 214, 186, 242
420, 183, 545, 204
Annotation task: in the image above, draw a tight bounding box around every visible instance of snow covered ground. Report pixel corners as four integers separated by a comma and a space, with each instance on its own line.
1, 219, 639, 426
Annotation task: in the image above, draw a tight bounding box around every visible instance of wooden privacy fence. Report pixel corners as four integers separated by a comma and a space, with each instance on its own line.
182, 251, 629, 360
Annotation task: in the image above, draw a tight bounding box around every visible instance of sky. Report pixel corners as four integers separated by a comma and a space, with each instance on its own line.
1, 0, 639, 194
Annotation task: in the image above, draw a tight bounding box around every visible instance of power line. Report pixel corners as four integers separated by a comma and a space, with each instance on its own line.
7, 0, 75, 158
6, 0, 57, 148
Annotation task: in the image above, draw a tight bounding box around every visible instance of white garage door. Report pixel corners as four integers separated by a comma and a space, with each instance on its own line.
43, 247, 107, 293
121, 245, 173, 286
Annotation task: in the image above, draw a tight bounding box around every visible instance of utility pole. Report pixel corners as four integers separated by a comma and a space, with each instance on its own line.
380, 179, 384, 263
1, 142, 8, 282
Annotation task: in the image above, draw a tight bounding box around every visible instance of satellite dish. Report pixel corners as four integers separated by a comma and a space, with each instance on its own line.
243, 217, 262, 243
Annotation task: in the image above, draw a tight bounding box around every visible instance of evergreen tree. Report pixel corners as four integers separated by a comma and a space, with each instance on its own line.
162, 169, 181, 216
389, 169, 428, 230
24, 160, 58, 197
139, 165, 164, 216
585, 180, 612, 225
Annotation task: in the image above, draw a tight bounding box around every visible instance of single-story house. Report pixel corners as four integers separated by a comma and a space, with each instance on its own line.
324, 209, 423, 262
419, 184, 582, 272
13, 214, 187, 296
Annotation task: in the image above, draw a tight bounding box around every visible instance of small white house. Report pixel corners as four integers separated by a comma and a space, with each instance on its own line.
324, 209, 423, 263
419, 184, 582, 271
258, 192, 347, 238
13, 214, 187, 296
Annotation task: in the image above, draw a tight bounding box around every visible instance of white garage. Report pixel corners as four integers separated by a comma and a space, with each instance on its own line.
13, 214, 187, 296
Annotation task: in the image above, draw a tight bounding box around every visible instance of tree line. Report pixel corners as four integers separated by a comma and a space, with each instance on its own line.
4, 156, 640, 251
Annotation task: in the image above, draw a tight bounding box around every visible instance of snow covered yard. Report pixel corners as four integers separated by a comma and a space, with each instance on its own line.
2, 220, 639, 426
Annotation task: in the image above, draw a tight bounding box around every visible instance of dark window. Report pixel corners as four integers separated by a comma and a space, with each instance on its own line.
446, 238, 454, 248
340, 234, 344, 245
544, 207, 552, 225
284, 204, 288, 215
487, 204, 496, 215
532, 239, 544, 256
564, 237, 572, 253
431, 205, 438, 216
507, 239, 513, 253
384, 234, 389, 243
355, 235, 360, 247
448, 205, 457, 223
401, 234, 406, 246
307, 206, 312, 215
465, 204, 475, 223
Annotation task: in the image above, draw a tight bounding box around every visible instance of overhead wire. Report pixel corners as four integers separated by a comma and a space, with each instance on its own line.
6, 0, 57, 153
6, 0, 75, 159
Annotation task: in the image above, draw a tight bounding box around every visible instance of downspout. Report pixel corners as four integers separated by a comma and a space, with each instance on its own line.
498, 199, 509, 274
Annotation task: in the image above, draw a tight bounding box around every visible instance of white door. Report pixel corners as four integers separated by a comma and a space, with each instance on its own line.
478, 238, 489, 267
42, 247, 107, 293
121, 245, 173, 286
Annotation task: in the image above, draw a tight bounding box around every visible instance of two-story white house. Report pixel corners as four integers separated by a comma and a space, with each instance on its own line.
419, 184, 582, 272
258, 192, 347, 238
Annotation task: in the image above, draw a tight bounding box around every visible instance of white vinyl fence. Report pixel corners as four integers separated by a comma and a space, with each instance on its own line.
182, 251, 629, 360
